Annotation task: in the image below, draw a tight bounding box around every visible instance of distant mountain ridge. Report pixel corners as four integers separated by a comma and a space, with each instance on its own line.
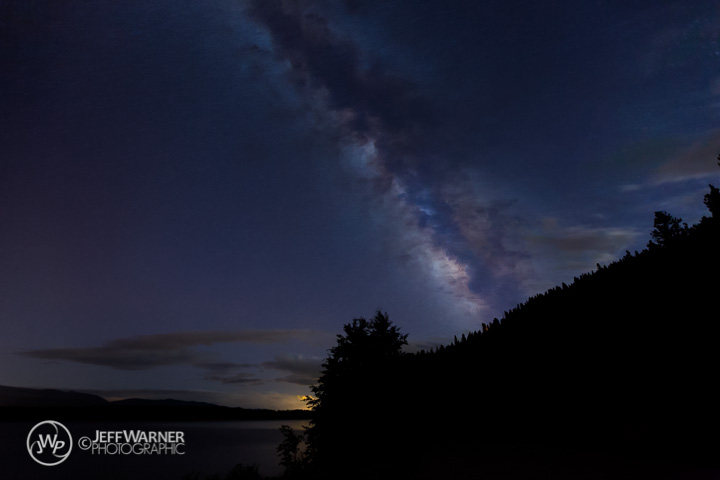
0, 385, 310, 421
0, 385, 108, 407
0, 384, 224, 408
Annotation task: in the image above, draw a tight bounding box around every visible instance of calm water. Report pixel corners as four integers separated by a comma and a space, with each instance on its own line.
1, 419, 310, 479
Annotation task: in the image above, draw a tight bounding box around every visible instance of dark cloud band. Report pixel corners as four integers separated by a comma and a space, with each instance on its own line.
20, 329, 320, 372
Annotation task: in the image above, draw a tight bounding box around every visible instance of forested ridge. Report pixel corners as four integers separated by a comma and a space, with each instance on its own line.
280, 181, 720, 479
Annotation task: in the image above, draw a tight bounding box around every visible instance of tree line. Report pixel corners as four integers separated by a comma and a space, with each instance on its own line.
275, 167, 720, 479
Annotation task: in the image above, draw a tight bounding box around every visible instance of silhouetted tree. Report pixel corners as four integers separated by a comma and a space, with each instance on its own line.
704, 184, 720, 219
308, 310, 407, 412
277, 425, 307, 478
648, 210, 688, 247
305, 310, 407, 477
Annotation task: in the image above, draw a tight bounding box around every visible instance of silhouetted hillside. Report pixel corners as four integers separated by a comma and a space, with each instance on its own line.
304, 186, 720, 479
406, 205, 718, 473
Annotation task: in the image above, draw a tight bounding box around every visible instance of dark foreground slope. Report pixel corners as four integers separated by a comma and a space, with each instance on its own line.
403, 213, 720, 476
311, 204, 720, 479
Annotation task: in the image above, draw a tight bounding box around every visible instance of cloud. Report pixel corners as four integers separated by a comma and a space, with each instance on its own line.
113, 330, 317, 348
197, 360, 264, 386
20, 329, 319, 371
261, 354, 323, 386
204, 372, 264, 386
650, 129, 720, 185
532, 221, 637, 255
527, 220, 640, 281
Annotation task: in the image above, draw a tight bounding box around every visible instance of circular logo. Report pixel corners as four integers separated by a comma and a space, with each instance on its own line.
26, 420, 73, 466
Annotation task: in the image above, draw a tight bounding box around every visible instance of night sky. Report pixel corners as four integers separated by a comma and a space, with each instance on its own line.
2, 0, 719, 409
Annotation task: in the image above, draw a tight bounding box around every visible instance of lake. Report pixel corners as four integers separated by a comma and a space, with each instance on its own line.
1, 419, 311, 479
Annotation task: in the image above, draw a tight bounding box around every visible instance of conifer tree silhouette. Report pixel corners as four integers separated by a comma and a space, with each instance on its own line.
305, 310, 407, 477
